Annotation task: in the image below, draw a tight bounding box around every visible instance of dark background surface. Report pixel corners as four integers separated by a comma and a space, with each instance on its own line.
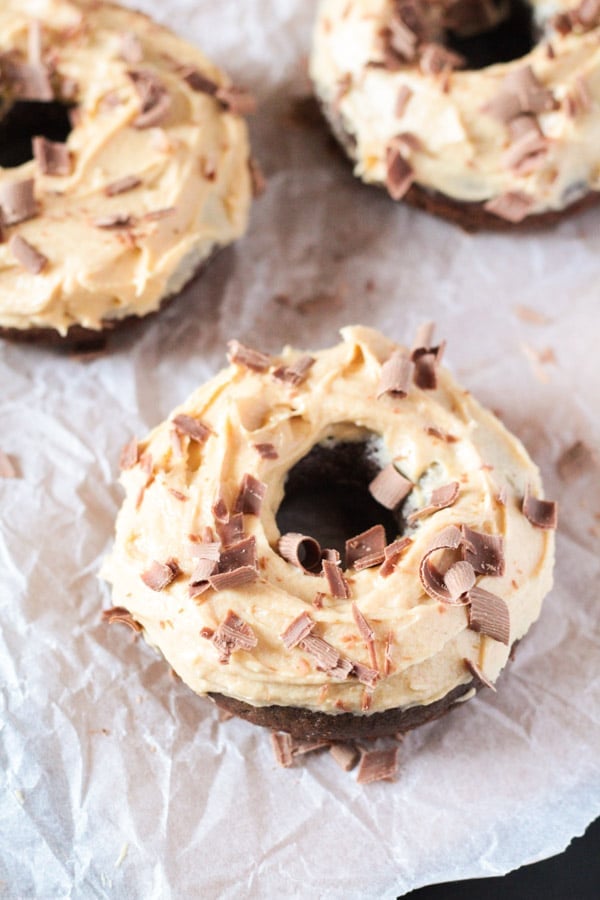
403, 816, 599, 899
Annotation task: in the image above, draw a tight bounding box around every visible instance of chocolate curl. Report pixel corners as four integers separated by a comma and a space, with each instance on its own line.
272, 355, 315, 386
369, 464, 412, 509
104, 175, 142, 196
278, 533, 322, 574
407, 481, 460, 523
119, 437, 139, 470
346, 525, 386, 569
102, 606, 143, 633
484, 191, 534, 223
418, 525, 467, 603
464, 658, 497, 692
461, 526, 505, 576
468, 586, 510, 645
208, 565, 258, 591
522, 488, 558, 529
280, 611, 316, 649
300, 634, 353, 679
443, 560, 476, 602
216, 85, 256, 115
377, 349, 412, 399
128, 69, 172, 129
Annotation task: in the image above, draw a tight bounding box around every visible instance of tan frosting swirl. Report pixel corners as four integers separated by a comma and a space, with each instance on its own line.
0, 0, 252, 334
101, 326, 555, 717
310, 0, 600, 216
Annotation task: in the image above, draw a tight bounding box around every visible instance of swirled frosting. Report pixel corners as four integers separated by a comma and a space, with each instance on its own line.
102, 326, 555, 717
0, 0, 252, 335
310, 0, 600, 218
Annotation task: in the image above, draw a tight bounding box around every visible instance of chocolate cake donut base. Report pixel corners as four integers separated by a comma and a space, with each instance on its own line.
320, 100, 600, 232
210, 679, 479, 742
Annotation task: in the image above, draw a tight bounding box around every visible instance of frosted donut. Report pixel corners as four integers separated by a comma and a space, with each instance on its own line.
101, 326, 557, 741
310, 0, 600, 227
0, 1, 255, 345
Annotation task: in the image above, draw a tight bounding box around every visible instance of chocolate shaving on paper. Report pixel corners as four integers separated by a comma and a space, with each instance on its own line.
380, 537, 412, 577
32, 137, 72, 176
271, 731, 294, 767
119, 437, 139, 470
272, 355, 315, 386
0, 179, 37, 225
369, 464, 412, 509
227, 339, 271, 372
215, 85, 256, 115
330, 743, 360, 772
461, 525, 505, 576
102, 606, 143, 633
104, 175, 142, 196
377, 349, 412, 398
522, 489, 558, 529
356, 747, 399, 784
172, 413, 211, 444
468, 585, 510, 645
10, 235, 47, 274
211, 610, 257, 663
407, 481, 459, 523
253, 442, 278, 459
484, 191, 533, 223
557, 440, 596, 481
234, 473, 267, 515
346, 525, 386, 569
128, 69, 172, 129
464, 658, 497, 692
385, 144, 414, 200
0, 450, 17, 479
280, 611, 316, 649
322, 560, 352, 599
140, 558, 180, 591
278, 532, 322, 573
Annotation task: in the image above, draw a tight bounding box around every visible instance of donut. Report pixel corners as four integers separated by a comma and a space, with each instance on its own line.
101, 325, 557, 742
310, 0, 600, 228
0, 1, 256, 346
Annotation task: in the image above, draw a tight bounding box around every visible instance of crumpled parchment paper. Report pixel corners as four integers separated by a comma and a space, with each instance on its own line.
1, 2, 599, 897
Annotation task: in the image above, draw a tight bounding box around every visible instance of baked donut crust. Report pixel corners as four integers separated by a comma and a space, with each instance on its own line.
102, 326, 556, 739
0, 1, 253, 338
310, 0, 600, 225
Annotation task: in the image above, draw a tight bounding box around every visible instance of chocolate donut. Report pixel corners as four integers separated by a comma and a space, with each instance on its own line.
102, 326, 557, 741
310, 0, 600, 227
0, 1, 255, 346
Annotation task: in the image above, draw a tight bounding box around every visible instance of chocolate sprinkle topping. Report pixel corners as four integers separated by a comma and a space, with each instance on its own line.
10, 235, 47, 275
172, 413, 212, 444
443, 560, 476, 602
346, 525, 386, 569
234, 473, 267, 516
368, 464, 412, 509
0, 179, 37, 226
322, 559, 352, 599
208, 565, 258, 591
522, 490, 558, 529
272, 355, 315, 386
385, 144, 414, 200
128, 69, 172, 129
211, 610, 257, 663
141, 558, 180, 591
278, 532, 322, 574
218, 536, 257, 572
407, 481, 460, 523
280, 611, 316, 649
464, 658, 497, 692
180, 66, 218, 95
93, 213, 133, 229
227, 339, 271, 372
104, 175, 142, 196
380, 536, 412, 577
33, 137, 72, 176
418, 525, 464, 602
461, 526, 506, 576
102, 606, 143, 633
253, 442, 278, 460
377, 349, 412, 398
356, 747, 399, 784
215, 85, 256, 116
271, 731, 294, 767
484, 65, 556, 123
468, 585, 510, 645
330, 743, 360, 772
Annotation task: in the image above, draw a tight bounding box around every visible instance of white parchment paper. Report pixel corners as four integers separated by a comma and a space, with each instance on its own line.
1, 2, 599, 897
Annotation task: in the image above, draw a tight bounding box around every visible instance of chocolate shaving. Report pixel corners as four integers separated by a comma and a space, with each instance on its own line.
227, 339, 271, 372
190, 540, 221, 561
3, 58, 53, 101
218, 536, 257, 572
411, 323, 445, 389
353, 661, 379, 689
216, 85, 256, 116
573, 0, 600, 28
387, 16, 418, 61
280, 611, 316, 649
461, 525, 505, 576
215, 511, 245, 548
418, 525, 464, 602
419, 43, 464, 75
377, 349, 412, 398
356, 747, 399, 784
346, 525, 386, 569
249, 158, 266, 197
468, 585, 510, 645
484, 191, 533, 223
102, 606, 143, 633
104, 175, 142, 196
211, 610, 257, 663
208, 565, 258, 591
32, 137, 72, 176
190, 556, 218, 586
380, 537, 412, 577
234, 473, 266, 516
180, 66, 218, 95
299, 634, 342, 672
522, 489, 558, 529
271, 731, 294, 767
504, 116, 547, 173
425, 426, 458, 443
93, 213, 133, 229
10, 235, 47, 275
464, 658, 497, 692
352, 602, 378, 671
253, 442, 278, 459
483, 65, 556, 123
128, 69, 172, 129
407, 481, 460, 523
322, 560, 351, 599
385, 144, 414, 200
443, 560, 476, 602
120, 32, 143, 65
353, 550, 386, 572
322, 548, 341, 564
141, 558, 180, 591
557, 440, 596, 481
330, 743, 360, 772
272, 355, 315, 386
290, 737, 330, 756
369, 464, 412, 509
395, 84, 413, 117
119, 437, 139, 470
172, 413, 211, 444
0, 179, 37, 225
278, 532, 322, 574
0, 450, 17, 479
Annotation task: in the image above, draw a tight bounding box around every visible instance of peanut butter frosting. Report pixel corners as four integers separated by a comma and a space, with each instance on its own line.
310, 0, 600, 220
0, 0, 253, 335
101, 326, 556, 718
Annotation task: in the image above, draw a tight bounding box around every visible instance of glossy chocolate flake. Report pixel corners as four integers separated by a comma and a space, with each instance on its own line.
330, 743, 360, 772
468, 586, 510, 645
172, 413, 211, 444
385, 145, 414, 200
102, 606, 143, 633
234, 473, 267, 515
280, 612, 316, 649
356, 747, 399, 784
346, 524, 386, 569
461, 525, 506, 576
407, 481, 459, 523
272, 355, 315, 386
141, 558, 180, 591
522, 490, 558, 529
227, 339, 271, 372
369, 463, 412, 509
33, 137, 72, 176
10, 235, 47, 274
322, 559, 351, 599
211, 610, 257, 663
380, 537, 412, 577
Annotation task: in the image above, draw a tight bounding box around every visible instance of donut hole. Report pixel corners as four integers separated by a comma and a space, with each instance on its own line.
276, 434, 405, 566
0, 100, 73, 168
446, 0, 536, 70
